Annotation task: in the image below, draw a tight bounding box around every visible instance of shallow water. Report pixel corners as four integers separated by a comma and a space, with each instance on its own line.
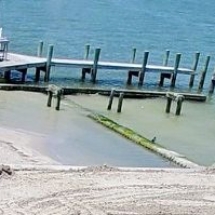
0, 91, 174, 167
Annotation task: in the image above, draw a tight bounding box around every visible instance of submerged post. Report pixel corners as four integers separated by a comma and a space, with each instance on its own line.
37, 40, 44, 57
44, 44, 54, 82
159, 50, 171, 86
55, 90, 63, 111
198, 56, 210, 90
189, 52, 200, 88
138, 51, 149, 85
91, 48, 101, 83
47, 91, 53, 107
171, 53, 181, 88
107, 89, 115, 110
117, 92, 124, 113
175, 95, 185, 115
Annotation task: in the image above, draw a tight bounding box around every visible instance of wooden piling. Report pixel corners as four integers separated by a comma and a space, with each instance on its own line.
4, 70, 11, 82
20, 68, 27, 82
198, 56, 210, 90
171, 53, 181, 88
138, 51, 149, 85
35, 67, 41, 82
209, 72, 215, 94
44, 44, 54, 82
159, 50, 171, 87
55, 91, 61, 111
91, 48, 101, 83
165, 93, 172, 113
131, 48, 137, 63
189, 52, 200, 88
175, 95, 185, 116
47, 91, 53, 107
107, 89, 115, 110
37, 40, 44, 57
84, 44, 90, 60
117, 92, 124, 113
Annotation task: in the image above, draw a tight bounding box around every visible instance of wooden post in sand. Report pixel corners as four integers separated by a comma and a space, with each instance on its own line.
165, 93, 172, 113
170, 53, 181, 88
47, 91, 53, 107
198, 56, 210, 90
175, 95, 185, 116
117, 92, 124, 113
159, 50, 171, 87
81, 44, 91, 81
44, 44, 54, 82
37, 40, 44, 57
138, 51, 149, 86
189, 52, 200, 88
107, 89, 115, 110
91, 48, 101, 83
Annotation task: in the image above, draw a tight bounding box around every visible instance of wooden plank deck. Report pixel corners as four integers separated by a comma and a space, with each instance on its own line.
0, 53, 194, 75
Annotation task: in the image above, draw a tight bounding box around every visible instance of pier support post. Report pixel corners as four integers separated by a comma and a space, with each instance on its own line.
47, 91, 53, 107
198, 56, 210, 90
107, 89, 115, 110
35, 67, 41, 82
165, 93, 172, 113
91, 48, 101, 83
55, 90, 63, 111
209, 72, 215, 94
189, 52, 200, 88
175, 95, 185, 116
131, 47, 137, 63
81, 44, 91, 81
127, 48, 138, 85
44, 44, 54, 82
138, 51, 149, 86
117, 92, 124, 113
37, 40, 44, 57
4, 70, 11, 82
20, 68, 27, 82
159, 50, 171, 87
171, 53, 181, 88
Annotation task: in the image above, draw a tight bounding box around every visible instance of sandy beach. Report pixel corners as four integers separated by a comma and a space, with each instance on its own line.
1, 91, 215, 214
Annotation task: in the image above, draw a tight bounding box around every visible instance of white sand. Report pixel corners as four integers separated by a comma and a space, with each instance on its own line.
0, 91, 215, 214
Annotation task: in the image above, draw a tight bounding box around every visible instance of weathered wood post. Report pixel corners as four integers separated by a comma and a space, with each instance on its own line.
91, 48, 101, 83
107, 89, 115, 110
159, 50, 171, 86
198, 56, 210, 90
55, 89, 63, 111
209, 72, 215, 94
127, 48, 138, 85
117, 92, 124, 113
171, 53, 181, 88
47, 91, 53, 107
189, 52, 200, 88
165, 93, 172, 113
37, 40, 44, 57
138, 51, 149, 86
35, 67, 41, 82
175, 95, 185, 116
81, 44, 91, 81
131, 47, 137, 63
20, 68, 27, 82
44, 44, 54, 82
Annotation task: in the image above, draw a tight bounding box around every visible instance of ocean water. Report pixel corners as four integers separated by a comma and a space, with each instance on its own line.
1, 0, 215, 92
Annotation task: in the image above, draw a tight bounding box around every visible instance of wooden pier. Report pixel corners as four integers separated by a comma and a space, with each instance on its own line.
0, 42, 211, 89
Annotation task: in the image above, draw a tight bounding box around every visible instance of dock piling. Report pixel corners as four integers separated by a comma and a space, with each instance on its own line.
47, 91, 53, 107
166, 93, 184, 115
37, 40, 44, 57
198, 56, 210, 90
209, 72, 215, 94
171, 53, 181, 88
107, 89, 115, 110
175, 95, 185, 116
117, 93, 124, 113
81, 44, 91, 81
84, 44, 90, 60
138, 51, 149, 86
131, 48, 137, 63
159, 50, 171, 87
189, 52, 200, 88
91, 48, 101, 83
165, 93, 172, 113
44, 44, 54, 82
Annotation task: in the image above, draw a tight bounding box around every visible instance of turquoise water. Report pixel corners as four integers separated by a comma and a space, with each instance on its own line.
1, 0, 215, 91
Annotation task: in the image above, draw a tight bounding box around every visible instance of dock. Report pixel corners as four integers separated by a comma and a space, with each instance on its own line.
0, 42, 211, 89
